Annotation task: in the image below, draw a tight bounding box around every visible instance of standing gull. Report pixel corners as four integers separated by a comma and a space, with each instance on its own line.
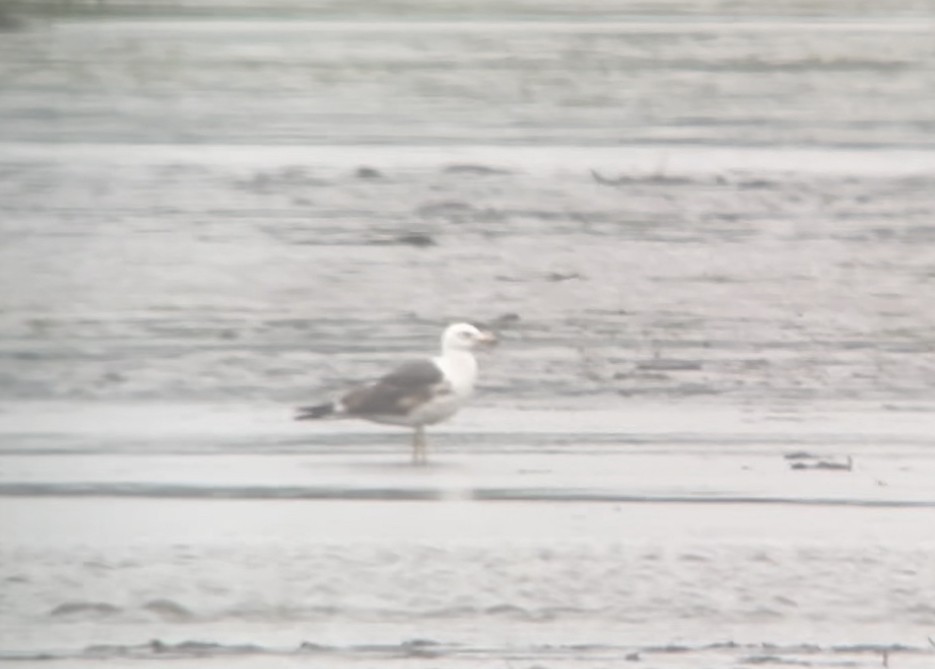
295, 323, 496, 464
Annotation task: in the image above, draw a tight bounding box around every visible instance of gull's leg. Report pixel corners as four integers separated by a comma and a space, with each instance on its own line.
411, 428, 420, 465
415, 426, 427, 466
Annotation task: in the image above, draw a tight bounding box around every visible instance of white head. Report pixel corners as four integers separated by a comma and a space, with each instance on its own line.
441, 322, 497, 353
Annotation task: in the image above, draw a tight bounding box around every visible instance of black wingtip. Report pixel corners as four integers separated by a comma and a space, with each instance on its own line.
295, 403, 334, 420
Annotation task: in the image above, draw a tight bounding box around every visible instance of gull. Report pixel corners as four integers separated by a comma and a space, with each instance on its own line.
296, 322, 496, 464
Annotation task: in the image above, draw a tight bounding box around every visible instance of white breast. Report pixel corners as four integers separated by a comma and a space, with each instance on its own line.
433, 350, 478, 399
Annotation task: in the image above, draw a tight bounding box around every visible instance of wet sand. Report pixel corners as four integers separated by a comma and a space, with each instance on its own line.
2, 402, 935, 667
2, 4, 935, 667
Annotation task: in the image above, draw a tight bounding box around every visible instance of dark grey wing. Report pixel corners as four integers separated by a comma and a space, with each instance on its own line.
341, 359, 448, 416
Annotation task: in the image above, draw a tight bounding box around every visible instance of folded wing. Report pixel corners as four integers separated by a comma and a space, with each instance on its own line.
341, 359, 449, 417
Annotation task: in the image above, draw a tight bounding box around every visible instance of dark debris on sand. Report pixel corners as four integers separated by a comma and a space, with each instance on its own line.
789, 455, 854, 472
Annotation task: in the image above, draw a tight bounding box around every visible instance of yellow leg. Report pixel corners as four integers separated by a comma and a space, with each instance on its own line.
412, 426, 427, 466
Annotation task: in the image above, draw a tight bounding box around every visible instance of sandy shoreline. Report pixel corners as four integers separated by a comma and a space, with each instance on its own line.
3, 495, 935, 667
2, 401, 934, 667
2, 6, 935, 666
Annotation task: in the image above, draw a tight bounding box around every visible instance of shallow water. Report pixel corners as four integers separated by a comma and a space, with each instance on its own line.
1, 2, 935, 667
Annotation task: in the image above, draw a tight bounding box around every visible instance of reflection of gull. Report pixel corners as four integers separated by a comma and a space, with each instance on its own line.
296, 323, 496, 465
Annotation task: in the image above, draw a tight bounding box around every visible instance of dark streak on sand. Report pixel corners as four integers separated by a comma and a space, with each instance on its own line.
0, 482, 931, 508
1, 639, 931, 664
